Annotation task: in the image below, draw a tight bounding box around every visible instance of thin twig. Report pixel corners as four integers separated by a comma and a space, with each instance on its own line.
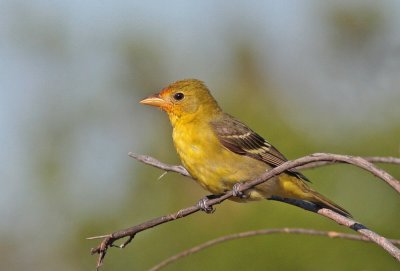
90, 153, 400, 268
149, 228, 400, 271
128, 152, 190, 177
296, 156, 400, 170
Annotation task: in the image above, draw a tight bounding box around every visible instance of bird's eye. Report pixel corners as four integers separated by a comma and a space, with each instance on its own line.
173, 92, 184, 101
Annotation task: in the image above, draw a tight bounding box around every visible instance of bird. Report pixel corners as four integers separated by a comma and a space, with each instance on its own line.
140, 79, 351, 217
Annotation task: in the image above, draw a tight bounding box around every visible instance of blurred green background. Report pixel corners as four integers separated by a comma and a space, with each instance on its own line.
1, 1, 399, 270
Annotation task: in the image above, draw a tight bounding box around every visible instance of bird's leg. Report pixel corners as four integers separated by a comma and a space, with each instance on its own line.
232, 182, 248, 199
197, 195, 221, 214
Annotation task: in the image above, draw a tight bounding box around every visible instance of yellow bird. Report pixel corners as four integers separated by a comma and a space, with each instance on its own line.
140, 79, 351, 217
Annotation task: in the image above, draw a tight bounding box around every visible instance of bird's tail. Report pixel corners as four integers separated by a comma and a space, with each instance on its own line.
308, 190, 352, 218
276, 174, 352, 218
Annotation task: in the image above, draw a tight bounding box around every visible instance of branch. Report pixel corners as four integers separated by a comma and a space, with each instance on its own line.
90, 153, 400, 268
129, 153, 400, 174
149, 228, 400, 271
296, 156, 400, 170
129, 152, 400, 193
128, 153, 190, 177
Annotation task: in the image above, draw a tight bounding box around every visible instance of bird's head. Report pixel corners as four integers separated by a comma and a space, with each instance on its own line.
140, 79, 221, 124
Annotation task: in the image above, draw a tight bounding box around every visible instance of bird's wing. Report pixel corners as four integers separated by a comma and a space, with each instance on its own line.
210, 114, 309, 182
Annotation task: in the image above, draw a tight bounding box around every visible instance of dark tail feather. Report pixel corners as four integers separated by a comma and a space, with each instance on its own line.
310, 191, 352, 218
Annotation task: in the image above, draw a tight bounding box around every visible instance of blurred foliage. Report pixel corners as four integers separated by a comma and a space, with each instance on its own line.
1, 1, 400, 271
329, 5, 384, 49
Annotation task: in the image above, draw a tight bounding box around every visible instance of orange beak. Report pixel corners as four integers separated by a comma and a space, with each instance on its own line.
140, 93, 169, 109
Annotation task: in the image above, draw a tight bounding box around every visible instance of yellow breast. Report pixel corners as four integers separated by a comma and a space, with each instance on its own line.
172, 121, 268, 195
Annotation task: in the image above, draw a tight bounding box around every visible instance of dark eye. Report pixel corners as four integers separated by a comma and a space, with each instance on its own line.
173, 92, 184, 101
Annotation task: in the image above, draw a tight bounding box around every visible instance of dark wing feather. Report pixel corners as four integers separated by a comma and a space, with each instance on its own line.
210, 114, 309, 182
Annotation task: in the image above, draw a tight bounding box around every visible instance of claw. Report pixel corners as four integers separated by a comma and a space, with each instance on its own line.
232, 182, 248, 199
197, 196, 215, 214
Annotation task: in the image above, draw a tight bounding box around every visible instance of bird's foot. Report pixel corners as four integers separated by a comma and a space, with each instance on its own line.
197, 195, 219, 214
232, 182, 248, 199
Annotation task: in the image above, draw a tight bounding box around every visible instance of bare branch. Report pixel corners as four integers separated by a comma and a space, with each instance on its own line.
129, 152, 400, 193
363, 156, 400, 164
296, 156, 400, 170
129, 152, 400, 177
308, 153, 400, 193
128, 152, 190, 177
90, 153, 400, 268
149, 228, 400, 271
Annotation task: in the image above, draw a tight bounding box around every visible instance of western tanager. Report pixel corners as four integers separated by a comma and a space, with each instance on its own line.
140, 79, 351, 217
